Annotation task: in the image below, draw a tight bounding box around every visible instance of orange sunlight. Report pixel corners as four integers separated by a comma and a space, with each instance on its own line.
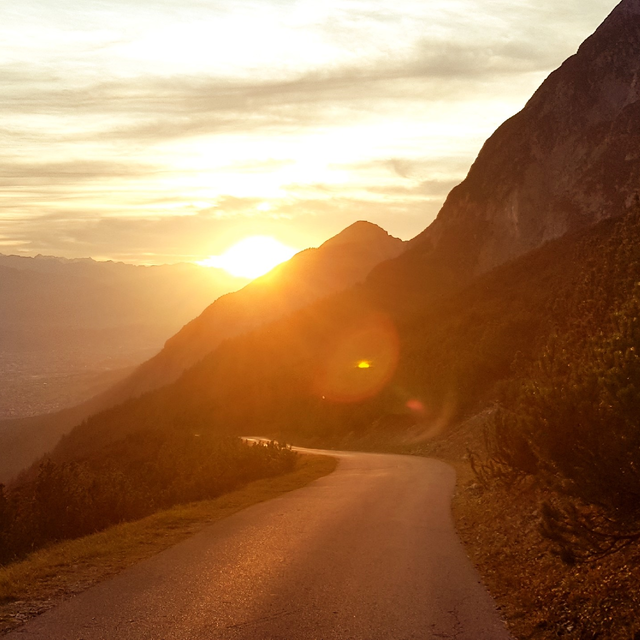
197, 236, 298, 279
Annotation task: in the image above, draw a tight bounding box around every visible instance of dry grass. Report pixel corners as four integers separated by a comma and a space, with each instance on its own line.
0, 453, 337, 635
453, 476, 640, 639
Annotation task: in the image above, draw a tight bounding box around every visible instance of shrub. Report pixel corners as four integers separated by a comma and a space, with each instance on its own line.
0, 435, 296, 566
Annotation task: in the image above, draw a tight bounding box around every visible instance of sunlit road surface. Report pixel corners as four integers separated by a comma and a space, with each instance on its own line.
7, 449, 511, 639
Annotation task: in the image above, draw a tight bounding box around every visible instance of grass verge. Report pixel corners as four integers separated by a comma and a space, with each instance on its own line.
0, 453, 337, 635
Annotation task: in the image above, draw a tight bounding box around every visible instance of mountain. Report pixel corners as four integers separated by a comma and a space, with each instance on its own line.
52, 209, 638, 463
0, 222, 405, 482
12, 1, 640, 476
105, 221, 405, 400
370, 0, 640, 305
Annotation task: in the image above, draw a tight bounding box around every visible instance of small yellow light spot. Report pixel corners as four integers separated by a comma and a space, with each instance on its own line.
357, 361, 372, 369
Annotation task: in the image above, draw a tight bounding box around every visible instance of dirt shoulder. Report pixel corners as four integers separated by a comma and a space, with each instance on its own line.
423, 414, 640, 640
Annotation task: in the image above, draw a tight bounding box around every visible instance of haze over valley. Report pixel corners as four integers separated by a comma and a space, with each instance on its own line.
0, 254, 248, 418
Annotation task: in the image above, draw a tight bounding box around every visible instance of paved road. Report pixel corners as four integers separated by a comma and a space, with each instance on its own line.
7, 449, 511, 639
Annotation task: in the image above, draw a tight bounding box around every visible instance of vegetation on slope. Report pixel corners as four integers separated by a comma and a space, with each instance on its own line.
52, 207, 634, 462
448, 206, 640, 639
476, 206, 640, 561
0, 436, 295, 566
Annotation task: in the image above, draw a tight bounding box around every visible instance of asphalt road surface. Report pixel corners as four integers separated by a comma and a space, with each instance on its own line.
7, 449, 512, 639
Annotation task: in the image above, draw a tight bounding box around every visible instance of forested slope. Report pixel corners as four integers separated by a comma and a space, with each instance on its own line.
52, 207, 640, 462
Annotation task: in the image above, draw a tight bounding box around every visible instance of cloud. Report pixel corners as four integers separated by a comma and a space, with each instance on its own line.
0, 29, 574, 146
331, 156, 472, 177
2, 1, 615, 149
0, 159, 157, 186
0, 187, 433, 263
366, 180, 461, 198
0, 0, 617, 262
221, 158, 296, 173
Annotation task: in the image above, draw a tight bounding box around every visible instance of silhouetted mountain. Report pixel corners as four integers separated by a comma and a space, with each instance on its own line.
0, 222, 404, 481
99, 221, 405, 401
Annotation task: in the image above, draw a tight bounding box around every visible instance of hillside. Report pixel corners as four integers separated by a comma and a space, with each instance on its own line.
102, 220, 406, 401
51, 209, 633, 461
42, 0, 640, 464
0, 222, 404, 482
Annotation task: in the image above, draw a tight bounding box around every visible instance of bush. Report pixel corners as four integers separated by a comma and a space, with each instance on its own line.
0, 435, 296, 566
477, 207, 640, 561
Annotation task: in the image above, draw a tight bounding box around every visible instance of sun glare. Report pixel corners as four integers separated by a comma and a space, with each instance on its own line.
197, 236, 298, 279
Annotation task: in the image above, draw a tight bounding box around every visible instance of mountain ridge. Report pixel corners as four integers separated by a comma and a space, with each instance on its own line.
0, 221, 405, 481
369, 0, 640, 305
101, 220, 405, 402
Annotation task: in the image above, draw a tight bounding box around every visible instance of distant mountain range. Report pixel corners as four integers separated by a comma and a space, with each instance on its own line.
0, 253, 250, 424
0, 253, 248, 337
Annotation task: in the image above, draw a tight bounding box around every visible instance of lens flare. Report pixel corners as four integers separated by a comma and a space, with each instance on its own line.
314, 313, 399, 403
406, 399, 425, 413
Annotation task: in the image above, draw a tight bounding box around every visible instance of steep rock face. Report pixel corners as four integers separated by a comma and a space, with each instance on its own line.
374, 0, 640, 300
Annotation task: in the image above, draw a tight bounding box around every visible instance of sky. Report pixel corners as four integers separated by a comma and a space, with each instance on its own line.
0, 0, 618, 264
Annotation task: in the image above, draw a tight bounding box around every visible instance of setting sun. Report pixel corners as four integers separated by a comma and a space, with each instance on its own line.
197, 236, 298, 279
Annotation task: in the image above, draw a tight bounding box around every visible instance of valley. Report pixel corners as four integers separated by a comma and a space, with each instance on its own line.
0, 255, 248, 420
0, 341, 147, 420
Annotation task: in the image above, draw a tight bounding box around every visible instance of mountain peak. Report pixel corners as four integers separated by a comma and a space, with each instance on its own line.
613, 0, 640, 15
322, 221, 401, 248
397, 0, 640, 293
578, 0, 640, 52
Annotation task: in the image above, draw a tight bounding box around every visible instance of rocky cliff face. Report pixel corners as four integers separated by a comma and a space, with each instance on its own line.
377, 0, 640, 298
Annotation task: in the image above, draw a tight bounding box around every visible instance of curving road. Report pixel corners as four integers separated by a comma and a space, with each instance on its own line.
6, 449, 511, 639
